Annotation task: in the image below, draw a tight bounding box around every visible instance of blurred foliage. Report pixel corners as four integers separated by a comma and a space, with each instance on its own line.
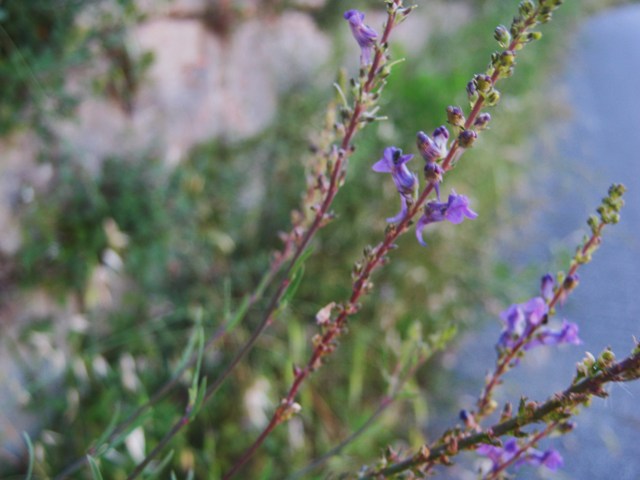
0, 0, 83, 134
0, 0, 615, 479
0, 0, 149, 135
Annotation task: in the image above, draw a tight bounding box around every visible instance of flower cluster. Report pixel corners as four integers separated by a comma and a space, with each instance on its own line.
372, 125, 478, 245
477, 438, 563, 474
497, 298, 581, 352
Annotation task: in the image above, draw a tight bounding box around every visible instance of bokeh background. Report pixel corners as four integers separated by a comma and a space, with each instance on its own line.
0, 0, 638, 478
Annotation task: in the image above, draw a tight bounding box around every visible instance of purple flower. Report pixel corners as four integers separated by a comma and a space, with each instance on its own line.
527, 320, 582, 349
415, 190, 477, 246
373, 146, 417, 223
528, 448, 564, 470
344, 10, 378, 65
497, 297, 548, 349
477, 438, 563, 473
416, 127, 449, 163
497, 296, 581, 351
477, 439, 519, 467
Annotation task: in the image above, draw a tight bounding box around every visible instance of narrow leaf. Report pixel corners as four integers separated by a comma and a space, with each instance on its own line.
87, 455, 104, 480
22, 432, 34, 480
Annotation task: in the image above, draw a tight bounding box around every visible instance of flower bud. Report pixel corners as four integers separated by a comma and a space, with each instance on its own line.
474, 113, 492, 130
499, 50, 516, 68
466, 80, 479, 103
474, 74, 493, 93
446, 105, 466, 127
540, 273, 555, 301
525, 31, 543, 42
484, 89, 501, 106
597, 348, 616, 369
494, 25, 511, 47
518, 0, 535, 16
458, 129, 478, 148
562, 273, 580, 292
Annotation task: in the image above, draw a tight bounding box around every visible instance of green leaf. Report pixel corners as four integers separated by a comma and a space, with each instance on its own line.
92, 403, 121, 455
87, 455, 104, 480
290, 246, 314, 276
188, 325, 205, 408
189, 376, 208, 419
281, 247, 314, 308
22, 432, 34, 480
174, 322, 201, 378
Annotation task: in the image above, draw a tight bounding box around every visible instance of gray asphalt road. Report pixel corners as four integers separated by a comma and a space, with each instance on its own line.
434, 4, 640, 479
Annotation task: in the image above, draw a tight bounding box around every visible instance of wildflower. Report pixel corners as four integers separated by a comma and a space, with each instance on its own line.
497, 296, 581, 351
415, 190, 477, 246
477, 438, 563, 473
372, 146, 417, 223
343, 10, 378, 65
416, 127, 449, 163
527, 320, 582, 349
497, 297, 547, 349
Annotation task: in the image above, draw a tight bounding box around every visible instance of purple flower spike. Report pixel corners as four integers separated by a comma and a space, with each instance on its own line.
373, 147, 417, 223
417, 127, 449, 163
344, 10, 378, 65
415, 190, 477, 246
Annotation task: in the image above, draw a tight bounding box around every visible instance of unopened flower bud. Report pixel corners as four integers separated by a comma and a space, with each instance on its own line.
499, 50, 516, 68
597, 348, 616, 369
474, 113, 492, 130
519, 0, 535, 16
562, 273, 579, 292
474, 74, 493, 93
558, 422, 575, 434
424, 162, 444, 184
494, 25, 511, 47
583, 351, 596, 367
525, 31, 543, 42
540, 273, 555, 301
446, 105, 466, 127
538, 6, 553, 23
484, 89, 501, 106
467, 80, 479, 103
458, 129, 478, 148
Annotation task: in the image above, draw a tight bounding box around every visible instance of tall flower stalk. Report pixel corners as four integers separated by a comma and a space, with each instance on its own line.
120, 3, 414, 479
221, 0, 570, 478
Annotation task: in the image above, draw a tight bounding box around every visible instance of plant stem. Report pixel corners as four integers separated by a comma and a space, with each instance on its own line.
125, 5, 405, 479
221, 4, 549, 477
476, 223, 606, 418
362, 348, 640, 478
